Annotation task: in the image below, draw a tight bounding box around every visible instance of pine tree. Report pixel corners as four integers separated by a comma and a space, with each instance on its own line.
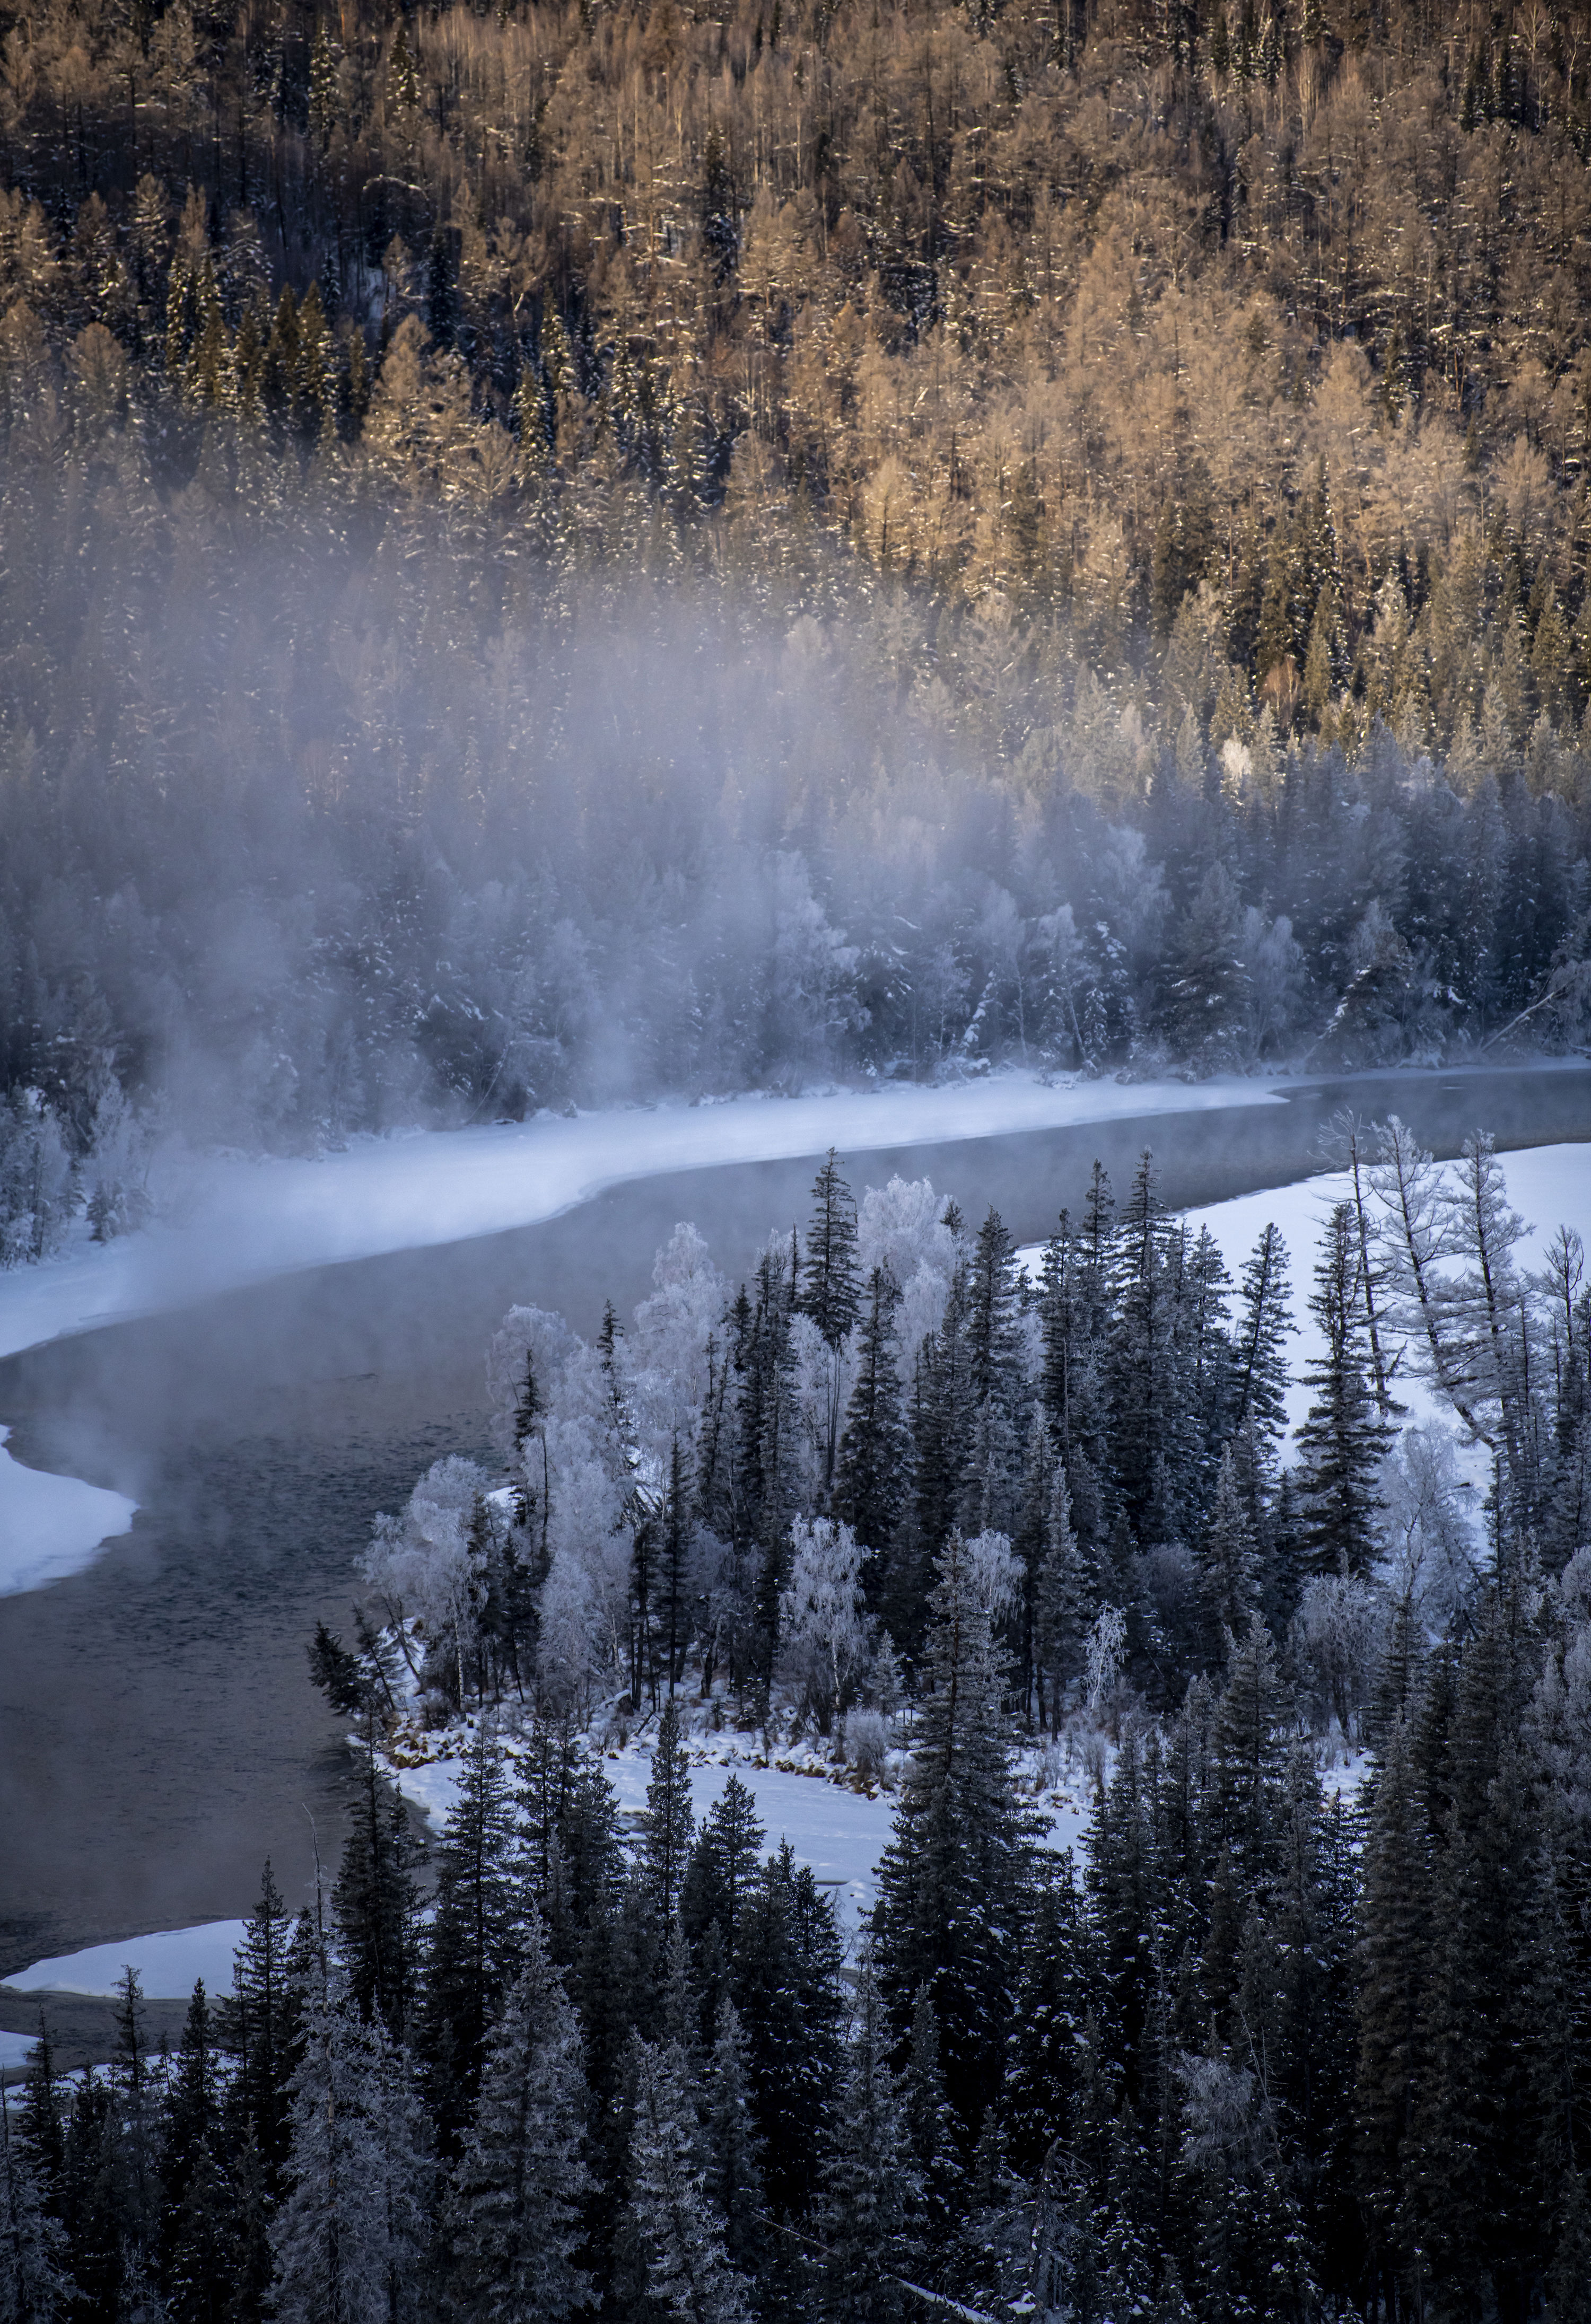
734, 1841, 846, 2221
420, 1723, 523, 2151
1229, 1222, 1292, 1452
819, 1954, 919, 2323
680, 1772, 765, 1963
1296, 1204, 1395, 1577
162, 1981, 235, 2324
1198, 1443, 1262, 1654
800, 1150, 861, 1348
703, 1996, 763, 2276
334, 1735, 419, 2041
227, 1858, 300, 2187
1003, 1862, 1085, 2176
447, 1910, 591, 2322
960, 1207, 1025, 1537
641, 1696, 697, 1926
627, 2040, 752, 2324
872, 1530, 1039, 2140
271, 1975, 430, 2324
0, 2092, 66, 2324
834, 1264, 909, 1590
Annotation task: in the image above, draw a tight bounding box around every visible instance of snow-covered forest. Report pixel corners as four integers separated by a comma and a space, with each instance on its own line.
10, 1126, 1589, 2323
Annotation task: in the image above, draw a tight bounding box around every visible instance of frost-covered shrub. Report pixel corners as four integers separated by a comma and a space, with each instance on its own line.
1290, 1575, 1384, 1739
843, 1706, 890, 1785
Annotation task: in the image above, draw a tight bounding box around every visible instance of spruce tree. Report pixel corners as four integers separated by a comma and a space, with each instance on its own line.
800, 1149, 861, 1348
680, 1772, 765, 1962
627, 2040, 752, 2324
0, 2092, 66, 2324
334, 1735, 419, 2041
271, 1975, 430, 2324
161, 1981, 235, 2324
872, 1530, 1039, 2141
447, 1910, 591, 2322
834, 1264, 909, 1591
819, 1954, 919, 2323
641, 1696, 697, 1926
420, 1723, 523, 2151
734, 1841, 846, 2221
1296, 1204, 1395, 1578
703, 1996, 763, 2277
227, 1858, 301, 2188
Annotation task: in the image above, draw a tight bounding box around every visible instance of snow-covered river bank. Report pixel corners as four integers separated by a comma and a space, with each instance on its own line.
2, 1059, 1587, 1981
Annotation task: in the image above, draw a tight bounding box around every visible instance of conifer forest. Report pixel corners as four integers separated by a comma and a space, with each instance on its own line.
4, 0, 1591, 2321
10, 1130, 1591, 2323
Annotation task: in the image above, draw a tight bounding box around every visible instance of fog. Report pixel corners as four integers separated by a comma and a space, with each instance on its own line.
4, 494, 1588, 1273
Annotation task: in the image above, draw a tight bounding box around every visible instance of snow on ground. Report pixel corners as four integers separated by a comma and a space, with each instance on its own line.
6, 1921, 248, 1999
388, 1714, 1094, 1937
0, 2029, 37, 2069
0, 1072, 1282, 1599
0, 1423, 137, 1595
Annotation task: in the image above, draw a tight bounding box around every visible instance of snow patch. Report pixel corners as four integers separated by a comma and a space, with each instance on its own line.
0, 1423, 137, 1597
7, 1920, 248, 1999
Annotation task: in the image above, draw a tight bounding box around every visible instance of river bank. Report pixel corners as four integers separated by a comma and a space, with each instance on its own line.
3, 1060, 1588, 1975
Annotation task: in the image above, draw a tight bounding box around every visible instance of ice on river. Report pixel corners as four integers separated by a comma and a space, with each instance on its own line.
7, 1920, 248, 1999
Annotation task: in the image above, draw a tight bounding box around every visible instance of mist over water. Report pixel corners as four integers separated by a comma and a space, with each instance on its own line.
4, 1063, 1589, 1972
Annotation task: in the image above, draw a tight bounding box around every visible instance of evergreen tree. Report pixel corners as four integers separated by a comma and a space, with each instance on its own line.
818, 1954, 919, 2323
800, 1150, 861, 1348
1003, 1861, 1085, 2177
872, 1530, 1039, 2139
447, 1910, 591, 2322
228, 1858, 301, 2187
0, 2093, 66, 2324
1295, 1204, 1395, 1577
161, 1981, 234, 2324
703, 1997, 763, 2277
420, 1723, 523, 2151
641, 1696, 697, 1926
627, 2040, 752, 2324
334, 1735, 419, 2041
734, 1841, 846, 2221
680, 1773, 765, 1965
271, 1976, 430, 2324
834, 1264, 909, 1591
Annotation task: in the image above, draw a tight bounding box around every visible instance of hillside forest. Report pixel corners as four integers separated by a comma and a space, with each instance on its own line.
4, 0, 1591, 1252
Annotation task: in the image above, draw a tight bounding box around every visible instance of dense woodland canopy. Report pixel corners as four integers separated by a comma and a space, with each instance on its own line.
4, 0, 1591, 1253
7, 1132, 1591, 2323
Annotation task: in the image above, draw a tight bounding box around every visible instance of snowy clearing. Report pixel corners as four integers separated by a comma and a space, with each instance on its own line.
0, 1423, 137, 1595
388, 1720, 1092, 1935
6, 1920, 248, 1999
0, 1072, 1282, 1598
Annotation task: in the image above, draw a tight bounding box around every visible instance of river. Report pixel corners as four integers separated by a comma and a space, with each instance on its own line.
3, 1065, 1588, 1974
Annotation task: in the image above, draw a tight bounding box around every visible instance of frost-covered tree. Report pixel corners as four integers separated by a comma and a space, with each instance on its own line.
446, 1911, 591, 2321
818, 1953, 919, 2323
271, 1976, 430, 2324
0, 2091, 66, 2324
872, 1529, 1039, 2137
777, 1516, 869, 1734
626, 2041, 751, 2324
